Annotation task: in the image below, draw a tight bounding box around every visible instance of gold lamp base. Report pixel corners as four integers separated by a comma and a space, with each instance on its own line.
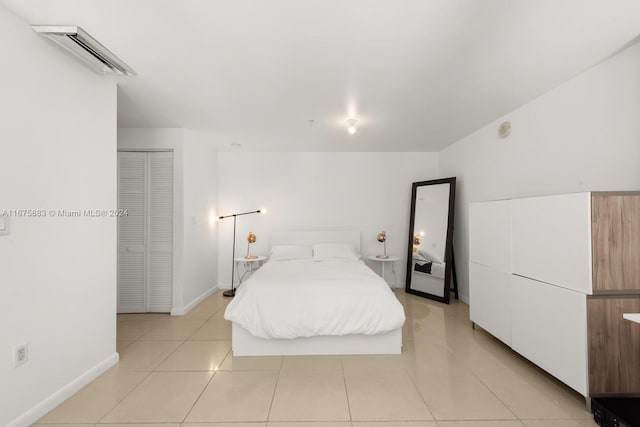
376, 255, 390, 259
245, 255, 257, 259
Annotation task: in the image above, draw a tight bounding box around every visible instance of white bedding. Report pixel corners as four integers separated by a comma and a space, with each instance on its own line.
224, 259, 406, 340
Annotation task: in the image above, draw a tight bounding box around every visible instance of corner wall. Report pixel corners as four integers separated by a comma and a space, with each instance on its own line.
440, 41, 640, 302
0, 4, 117, 426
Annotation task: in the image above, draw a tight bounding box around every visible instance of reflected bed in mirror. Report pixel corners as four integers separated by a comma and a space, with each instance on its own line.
405, 177, 457, 303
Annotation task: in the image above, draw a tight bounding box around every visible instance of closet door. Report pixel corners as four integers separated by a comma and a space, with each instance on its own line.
146, 152, 173, 312
118, 152, 147, 313
117, 151, 173, 313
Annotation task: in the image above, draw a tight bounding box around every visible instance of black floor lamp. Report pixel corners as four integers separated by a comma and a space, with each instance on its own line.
219, 209, 263, 297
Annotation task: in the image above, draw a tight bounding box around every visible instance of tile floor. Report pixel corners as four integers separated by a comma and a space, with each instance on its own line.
35, 290, 597, 427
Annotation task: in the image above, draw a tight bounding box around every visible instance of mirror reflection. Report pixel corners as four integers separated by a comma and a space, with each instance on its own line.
405, 178, 456, 303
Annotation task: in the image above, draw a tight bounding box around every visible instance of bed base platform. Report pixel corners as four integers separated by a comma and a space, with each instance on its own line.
232, 323, 402, 356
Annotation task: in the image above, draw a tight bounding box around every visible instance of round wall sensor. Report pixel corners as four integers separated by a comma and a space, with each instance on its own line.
498, 121, 511, 138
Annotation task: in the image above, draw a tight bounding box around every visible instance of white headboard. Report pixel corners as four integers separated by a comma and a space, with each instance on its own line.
270, 230, 361, 254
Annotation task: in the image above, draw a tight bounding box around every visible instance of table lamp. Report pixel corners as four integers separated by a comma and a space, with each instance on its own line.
376, 231, 389, 259
245, 232, 257, 259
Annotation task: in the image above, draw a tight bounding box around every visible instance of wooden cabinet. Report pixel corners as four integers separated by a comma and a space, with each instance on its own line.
470, 191, 640, 399
591, 193, 640, 293
588, 296, 640, 395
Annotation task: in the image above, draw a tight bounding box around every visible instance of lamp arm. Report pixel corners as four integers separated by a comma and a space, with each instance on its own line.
218, 209, 261, 220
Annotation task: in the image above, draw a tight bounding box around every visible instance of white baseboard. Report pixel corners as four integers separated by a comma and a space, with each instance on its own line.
171, 284, 218, 316
7, 352, 119, 427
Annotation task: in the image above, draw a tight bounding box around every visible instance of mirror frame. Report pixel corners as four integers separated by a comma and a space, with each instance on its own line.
405, 177, 456, 303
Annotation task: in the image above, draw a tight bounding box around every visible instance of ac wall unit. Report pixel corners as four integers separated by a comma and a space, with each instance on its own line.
31, 25, 136, 76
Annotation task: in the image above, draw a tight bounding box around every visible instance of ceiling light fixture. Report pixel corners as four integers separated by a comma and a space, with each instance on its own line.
347, 118, 358, 135
31, 25, 136, 76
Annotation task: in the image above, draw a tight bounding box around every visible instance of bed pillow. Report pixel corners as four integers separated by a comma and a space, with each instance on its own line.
269, 245, 313, 262
418, 248, 443, 264
313, 243, 359, 261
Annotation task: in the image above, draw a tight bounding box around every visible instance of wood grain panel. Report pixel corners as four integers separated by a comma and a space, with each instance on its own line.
592, 193, 640, 292
588, 296, 640, 394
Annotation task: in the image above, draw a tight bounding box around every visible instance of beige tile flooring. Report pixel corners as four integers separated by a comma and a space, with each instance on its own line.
35, 290, 597, 427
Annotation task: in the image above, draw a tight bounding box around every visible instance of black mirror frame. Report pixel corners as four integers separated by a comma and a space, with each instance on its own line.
405, 177, 456, 304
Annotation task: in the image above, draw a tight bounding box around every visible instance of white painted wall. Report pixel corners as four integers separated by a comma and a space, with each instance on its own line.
217, 152, 439, 287
0, 5, 117, 426
117, 128, 218, 313
182, 130, 219, 308
440, 41, 640, 303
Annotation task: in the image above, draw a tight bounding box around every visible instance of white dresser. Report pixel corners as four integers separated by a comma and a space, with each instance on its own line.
469, 193, 640, 396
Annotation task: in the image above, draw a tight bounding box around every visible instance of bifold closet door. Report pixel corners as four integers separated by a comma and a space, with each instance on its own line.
118, 151, 173, 313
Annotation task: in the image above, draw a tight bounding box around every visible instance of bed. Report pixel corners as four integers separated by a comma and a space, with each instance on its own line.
224, 231, 405, 356
411, 251, 446, 298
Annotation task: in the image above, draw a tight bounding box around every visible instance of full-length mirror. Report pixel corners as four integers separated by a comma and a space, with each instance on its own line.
405, 177, 456, 303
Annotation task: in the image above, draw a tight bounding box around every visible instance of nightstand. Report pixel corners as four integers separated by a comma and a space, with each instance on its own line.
234, 256, 267, 284
368, 255, 399, 286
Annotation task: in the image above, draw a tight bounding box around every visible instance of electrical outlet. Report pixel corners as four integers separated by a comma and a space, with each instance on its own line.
13, 342, 28, 368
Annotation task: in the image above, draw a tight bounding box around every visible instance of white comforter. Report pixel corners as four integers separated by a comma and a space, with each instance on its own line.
224, 259, 406, 339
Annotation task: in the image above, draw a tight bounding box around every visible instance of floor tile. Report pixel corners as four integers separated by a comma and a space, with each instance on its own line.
219, 354, 282, 371
33, 424, 95, 427
399, 339, 455, 371
436, 422, 525, 427
37, 367, 148, 423
184, 297, 225, 320
101, 371, 212, 423
353, 423, 437, 427
183, 423, 265, 427
412, 368, 515, 420
269, 370, 350, 421
342, 354, 405, 372
189, 318, 232, 340
345, 369, 433, 421
269, 423, 351, 427
474, 367, 591, 419
116, 321, 159, 340
116, 340, 134, 353
140, 319, 206, 340
117, 340, 183, 371
98, 424, 180, 427
211, 299, 231, 318
156, 340, 231, 371
185, 371, 278, 422
281, 355, 342, 371
521, 420, 599, 427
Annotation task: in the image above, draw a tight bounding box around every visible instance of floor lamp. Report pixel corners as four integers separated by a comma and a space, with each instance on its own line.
219, 209, 263, 297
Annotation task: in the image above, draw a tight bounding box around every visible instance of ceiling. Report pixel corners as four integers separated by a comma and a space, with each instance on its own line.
4, 0, 640, 151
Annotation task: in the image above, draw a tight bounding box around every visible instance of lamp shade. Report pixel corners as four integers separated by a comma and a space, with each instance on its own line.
247, 232, 256, 243
377, 231, 386, 242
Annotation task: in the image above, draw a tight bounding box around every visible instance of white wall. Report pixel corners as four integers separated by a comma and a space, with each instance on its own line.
182, 130, 219, 307
117, 128, 218, 313
217, 152, 439, 287
0, 5, 117, 426
440, 41, 640, 303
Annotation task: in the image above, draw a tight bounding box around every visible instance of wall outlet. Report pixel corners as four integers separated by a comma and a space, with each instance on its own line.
13, 342, 28, 368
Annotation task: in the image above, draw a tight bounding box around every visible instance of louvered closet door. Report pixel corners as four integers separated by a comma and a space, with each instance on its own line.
146, 152, 173, 312
117, 151, 173, 313
118, 152, 147, 313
